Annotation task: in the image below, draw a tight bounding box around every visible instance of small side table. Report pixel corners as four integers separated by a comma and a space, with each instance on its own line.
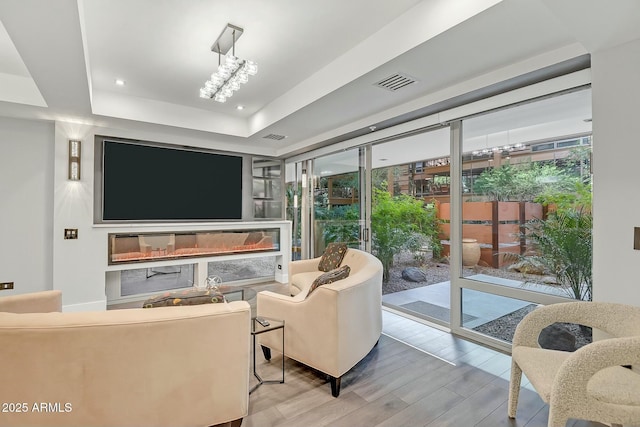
250, 316, 284, 394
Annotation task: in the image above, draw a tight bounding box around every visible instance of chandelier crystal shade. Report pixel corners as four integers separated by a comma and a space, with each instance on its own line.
200, 24, 258, 103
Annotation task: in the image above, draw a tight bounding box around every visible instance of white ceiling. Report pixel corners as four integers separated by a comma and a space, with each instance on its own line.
0, 0, 639, 158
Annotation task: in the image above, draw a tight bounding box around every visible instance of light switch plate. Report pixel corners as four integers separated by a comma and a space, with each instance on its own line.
0, 282, 14, 290
64, 228, 78, 240
634, 227, 640, 250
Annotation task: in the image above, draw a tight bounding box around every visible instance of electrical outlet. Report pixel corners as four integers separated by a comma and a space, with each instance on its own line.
0, 282, 14, 290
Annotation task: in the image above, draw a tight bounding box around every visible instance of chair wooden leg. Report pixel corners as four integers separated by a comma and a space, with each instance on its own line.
329, 376, 341, 397
261, 345, 271, 361
508, 360, 522, 419
210, 417, 242, 427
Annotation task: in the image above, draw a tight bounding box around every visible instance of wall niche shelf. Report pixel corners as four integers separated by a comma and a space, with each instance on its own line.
252, 157, 284, 219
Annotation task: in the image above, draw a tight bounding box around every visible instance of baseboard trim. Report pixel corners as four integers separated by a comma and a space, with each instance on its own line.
63, 299, 107, 312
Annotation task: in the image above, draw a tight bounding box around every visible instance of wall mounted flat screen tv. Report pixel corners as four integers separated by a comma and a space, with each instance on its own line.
102, 140, 242, 221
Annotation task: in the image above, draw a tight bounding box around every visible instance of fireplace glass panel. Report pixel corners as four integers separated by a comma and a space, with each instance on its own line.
109, 228, 280, 265
207, 256, 276, 283
120, 264, 195, 296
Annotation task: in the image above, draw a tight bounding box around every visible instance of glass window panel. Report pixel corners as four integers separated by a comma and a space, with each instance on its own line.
460, 89, 592, 301
120, 264, 195, 296
208, 256, 276, 283
313, 150, 361, 255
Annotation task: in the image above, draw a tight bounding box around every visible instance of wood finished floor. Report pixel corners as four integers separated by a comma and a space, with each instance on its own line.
246, 309, 606, 427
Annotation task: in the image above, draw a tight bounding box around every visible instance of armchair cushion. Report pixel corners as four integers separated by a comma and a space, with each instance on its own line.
309, 265, 351, 295
143, 288, 225, 308
588, 365, 640, 406
318, 242, 348, 272
511, 346, 570, 402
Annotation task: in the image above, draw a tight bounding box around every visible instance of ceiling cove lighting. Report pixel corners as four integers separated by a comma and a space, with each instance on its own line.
200, 23, 258, 103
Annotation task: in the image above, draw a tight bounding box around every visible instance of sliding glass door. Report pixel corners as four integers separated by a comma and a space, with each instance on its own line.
371, 127, 452, 326
451, 88, 593, 348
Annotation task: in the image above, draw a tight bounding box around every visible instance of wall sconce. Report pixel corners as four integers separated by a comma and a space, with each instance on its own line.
301, 169, 307, 188
68, 140, 81, 180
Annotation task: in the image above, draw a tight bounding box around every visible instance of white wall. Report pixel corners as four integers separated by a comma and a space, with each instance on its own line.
592, 38, 640, 306
52, 122, 106, 310
0, 116, 54, 295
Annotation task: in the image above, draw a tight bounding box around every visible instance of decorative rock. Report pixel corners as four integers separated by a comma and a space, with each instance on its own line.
506, 259, 546, 275
538, 323, 576, 352
401, 267, 427, 283
542, 276, 558, 285
477, 259, 491, 268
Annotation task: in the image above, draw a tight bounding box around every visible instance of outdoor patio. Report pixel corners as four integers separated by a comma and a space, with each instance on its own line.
382, 274, 567, 330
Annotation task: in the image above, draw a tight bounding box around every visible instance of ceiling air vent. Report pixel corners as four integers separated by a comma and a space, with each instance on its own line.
374, 73, 418, 92
263, 134, 287, 141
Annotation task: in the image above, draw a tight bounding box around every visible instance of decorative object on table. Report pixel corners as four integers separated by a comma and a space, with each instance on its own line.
142, 288, 225, 308
205, 275, 223, 292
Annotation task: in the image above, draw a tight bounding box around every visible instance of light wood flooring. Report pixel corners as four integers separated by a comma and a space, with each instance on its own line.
246, 309, 606, 427
109, 281, 606, 426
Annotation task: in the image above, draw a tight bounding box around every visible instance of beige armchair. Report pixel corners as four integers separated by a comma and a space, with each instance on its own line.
257, 248, 383, 397
508, 301, 640, 427
0, 291, 250, 427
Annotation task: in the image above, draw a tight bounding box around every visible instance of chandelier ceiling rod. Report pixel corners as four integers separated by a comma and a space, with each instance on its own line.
200, 23, 257, 103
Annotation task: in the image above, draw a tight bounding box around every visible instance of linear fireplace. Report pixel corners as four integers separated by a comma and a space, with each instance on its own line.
108, 229, 280, 265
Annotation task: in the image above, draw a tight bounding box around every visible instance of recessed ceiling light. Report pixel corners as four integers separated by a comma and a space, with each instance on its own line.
236, 105, 244, 110
115, 79, 126, 86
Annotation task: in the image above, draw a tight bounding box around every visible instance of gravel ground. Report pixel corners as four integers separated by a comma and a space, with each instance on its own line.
383, 250, 592, 346
473, 304, 592, 348
382, 251, 549, 295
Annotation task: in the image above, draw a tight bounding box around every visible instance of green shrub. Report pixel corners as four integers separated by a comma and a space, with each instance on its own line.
316, 204, 360, 246
371, 189, 441, 281
473, 160, 576, 201
523, 208, 592, 300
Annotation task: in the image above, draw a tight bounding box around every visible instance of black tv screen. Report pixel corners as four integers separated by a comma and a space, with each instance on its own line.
102, 141, 242, 221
